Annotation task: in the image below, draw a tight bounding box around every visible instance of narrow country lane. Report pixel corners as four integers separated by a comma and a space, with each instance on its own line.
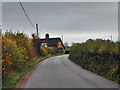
24, 55, 118, 88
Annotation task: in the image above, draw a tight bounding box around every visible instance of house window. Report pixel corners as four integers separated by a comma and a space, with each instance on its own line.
58, 42, 61, 47
42, 43, 44, 46
41, 43, 47, 47
45, 44, 47, 47
59, 43, 61, 47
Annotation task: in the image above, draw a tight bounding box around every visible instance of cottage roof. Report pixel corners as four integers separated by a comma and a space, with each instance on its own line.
34, 37, 65, 49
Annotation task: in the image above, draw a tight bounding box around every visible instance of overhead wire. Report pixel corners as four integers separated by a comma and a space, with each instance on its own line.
19, 1, 45, 35
19, 1, 35, 29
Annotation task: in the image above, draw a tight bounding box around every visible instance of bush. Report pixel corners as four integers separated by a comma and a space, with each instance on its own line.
40, 47, 48, 56
69, 39, 119, 83
2, 36, 28, 78
2, 31, 38, 79
47, 47, 57, 55
5, 31, 37, 59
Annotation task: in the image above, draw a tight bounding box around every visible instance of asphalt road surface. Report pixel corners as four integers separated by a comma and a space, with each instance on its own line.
25, 55, 118, 88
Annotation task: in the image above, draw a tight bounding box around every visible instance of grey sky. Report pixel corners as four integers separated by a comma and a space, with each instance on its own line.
2, 2, 118, 45
2, 0, 120, 2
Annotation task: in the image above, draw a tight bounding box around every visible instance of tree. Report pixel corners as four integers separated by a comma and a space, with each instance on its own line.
64, 42, 68, 48
72, 42, 76, 46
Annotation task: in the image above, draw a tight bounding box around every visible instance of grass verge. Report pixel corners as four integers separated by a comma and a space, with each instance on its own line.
65, 47, 70, 51
2, 53, 65, 88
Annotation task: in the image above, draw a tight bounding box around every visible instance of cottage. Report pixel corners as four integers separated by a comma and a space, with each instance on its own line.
32, 33, 65, 53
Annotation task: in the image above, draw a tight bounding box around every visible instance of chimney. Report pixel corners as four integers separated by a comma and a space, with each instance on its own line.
45, 33, 49, 40
32, 33, 35, 39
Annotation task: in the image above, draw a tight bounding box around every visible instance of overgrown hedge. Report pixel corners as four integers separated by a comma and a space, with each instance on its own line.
69, 39, 120, 83
2, 31, 38, 78
39, 47, 48, 56
47, 47, 57, 55
2, 31, 58, 79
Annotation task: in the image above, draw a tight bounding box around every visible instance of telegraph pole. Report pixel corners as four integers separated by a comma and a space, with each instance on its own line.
61, 35, 63, 43
36, 24, 39, 37
111, 35, 112, 41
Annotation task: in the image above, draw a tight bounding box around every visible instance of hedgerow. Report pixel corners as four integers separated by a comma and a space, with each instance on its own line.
40, 47, 48, 56
69, 39, 120, 83
2, 31, 38, 78
47, 47, 57, 55
2, 31, 58, 79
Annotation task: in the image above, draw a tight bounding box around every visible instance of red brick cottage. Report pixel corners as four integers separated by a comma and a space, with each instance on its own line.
32, 33, 65, 53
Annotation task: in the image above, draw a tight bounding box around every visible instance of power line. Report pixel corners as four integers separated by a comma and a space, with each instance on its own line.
19, 1, 35, 28
19, 1, 46, 36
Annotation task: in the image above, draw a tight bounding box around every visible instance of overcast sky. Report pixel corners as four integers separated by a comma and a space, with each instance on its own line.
2, 2, 118, 45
